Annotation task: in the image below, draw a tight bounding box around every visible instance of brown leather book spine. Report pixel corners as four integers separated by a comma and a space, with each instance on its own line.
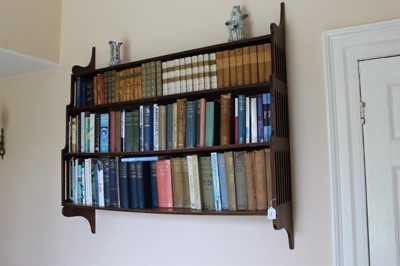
229, 50, 237, 87
242, 46, 251, 85
244, 151, 257, 210
235, 48, 244, 86
264, 44, 272, 82
249, 45, 259, 84
254, 149, 268, 210
257, 44, 266, 82
216, 51, 224, 89
222, 50, 231, 88
176, 99, 187, 149
220, 93, 233, 145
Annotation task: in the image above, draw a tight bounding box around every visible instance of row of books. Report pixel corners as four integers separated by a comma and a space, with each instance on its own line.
73, 44, 272, 107
68, 93, 272, 154
67, 148, 272, 211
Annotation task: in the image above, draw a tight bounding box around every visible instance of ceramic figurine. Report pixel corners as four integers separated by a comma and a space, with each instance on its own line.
225, 6, 248, 42
109, 41, 123, 66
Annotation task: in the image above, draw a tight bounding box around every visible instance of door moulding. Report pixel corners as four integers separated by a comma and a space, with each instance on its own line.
323, 19, 400, 266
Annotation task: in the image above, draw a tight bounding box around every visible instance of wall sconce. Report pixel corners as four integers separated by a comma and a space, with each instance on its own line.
0, 128, 5, 159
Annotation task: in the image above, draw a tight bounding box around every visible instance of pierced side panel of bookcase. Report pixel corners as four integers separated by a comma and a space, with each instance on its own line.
270, 2, 294, 249
62, 205, 96, 233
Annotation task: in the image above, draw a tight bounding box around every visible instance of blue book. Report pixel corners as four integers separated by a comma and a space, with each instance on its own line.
136, 162, 145, 209
143, 104, 154, 151
100, 113, 109, 153
150, 161, 158, 208
211, 152, 222, 211
121, 156, 159, 162
132, 110, 140, 151
121, 110, 126, 152
128, 162, 139, 209
77, 160, 83, 204
257, 94, 264, 142
75, 76, 81, 107
237, 95, 246, 144
185, 101, 197, 148
102, 158, 110, 207
119, 161, 130, 208
92, 160, 98, 206
217, 152, 229, 210
166, 104, 173, 150
266, 93, 272, 141
109, 158, 118, 207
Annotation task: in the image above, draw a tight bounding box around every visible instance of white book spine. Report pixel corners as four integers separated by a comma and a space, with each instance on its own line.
198, 54, 205, 91
191, 155, 202, 210
179, 58, 187, 93
192, 55, 199, 91
203, 53, 211, 90
245, 96, 250, 143
185, 57, 193, 92
97, 160, 105, 207
211, 152, 222, 211
81, 162, 86, 205
173, 58, 181, 94
162, 62, 168, 96
209, 53, 218, 89
186, 155, 196, 209
153, 104, 159, 151
89, 113, 95, 153
167, 60, 175, 95
251, 97, 258, 143
85, 158, 92, 206
80, 112, 86, 153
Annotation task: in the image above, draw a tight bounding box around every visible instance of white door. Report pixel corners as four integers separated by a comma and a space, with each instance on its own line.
360, 56, 400, 266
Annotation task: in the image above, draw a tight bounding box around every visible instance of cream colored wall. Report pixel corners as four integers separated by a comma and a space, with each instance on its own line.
0, 0, 61, 62
0, 0, 399, 265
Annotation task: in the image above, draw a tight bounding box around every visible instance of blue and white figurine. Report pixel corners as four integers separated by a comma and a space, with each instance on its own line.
108, 41, 123, 66
225, 6, 248, 42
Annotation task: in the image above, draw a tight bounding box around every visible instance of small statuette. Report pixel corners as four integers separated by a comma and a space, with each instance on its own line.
225, 5, 248, 42
108, 41, 123, 66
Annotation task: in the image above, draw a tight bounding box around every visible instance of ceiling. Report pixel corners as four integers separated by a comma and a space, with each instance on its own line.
0, 48, 58, 80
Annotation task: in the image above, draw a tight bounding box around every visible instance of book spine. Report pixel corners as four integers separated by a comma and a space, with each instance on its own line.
250, 45, 259, 84
176, 99, 187, 149
242, 46, 251, 85
238, 95, 246, 144
233, 151, 247, 210
136, 162, 145, 209
103, 158, 110, 207
150, 161, 158, 208
162, 62, 168, 96
120, 110, 126, 152
244, 151, 257, 210
192, 56, 199, 91
155, 159, 173, 208
132, 110, 140, 151
143, 104, 153, 151
179, 58, 187, 93
96, 160, 105, 207
220, 93, 232, 145
185, 56, 193, 92
125, 111, 134, 152
119, 161, 130, 208
197, 54, 205, 91
153, 104, 159, 151
203, 53, 211, 90
210, 152, 222, 211
209, 53, 218, 89
173, 59, 181, 94
224, 151, 237, 211
171, 158, 184, 208
200, 156, 215, 210
229, 49, 237, 87
222, 50, 230, 88
216, 51, 224, 89
128, 162, 138, 209
217, 153, 229, 210
257, 94, 264, 142
185, 100, 196, 148
166, 104, 173, 150
158, 105, 167, 150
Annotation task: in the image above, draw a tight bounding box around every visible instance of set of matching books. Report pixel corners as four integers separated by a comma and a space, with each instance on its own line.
73, 44, 271, 108
67, 148, 272, 211
68, 92, 271, 154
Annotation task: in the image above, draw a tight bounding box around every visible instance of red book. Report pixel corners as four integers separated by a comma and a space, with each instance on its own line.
155, 159, 173, 208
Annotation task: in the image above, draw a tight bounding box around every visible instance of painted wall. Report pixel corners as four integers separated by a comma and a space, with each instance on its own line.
0, 0, 61, 62
0, 0, 399, 265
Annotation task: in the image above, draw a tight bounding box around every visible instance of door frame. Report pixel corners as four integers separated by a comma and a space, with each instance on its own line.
323, 19, 400, 266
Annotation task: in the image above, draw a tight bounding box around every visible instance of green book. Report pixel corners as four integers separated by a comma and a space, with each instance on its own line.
199, 156, 215, 210
132, 110, 140, 151
233, 151, 248, 210
125, 111, 134, 152
205, 101, 220, 146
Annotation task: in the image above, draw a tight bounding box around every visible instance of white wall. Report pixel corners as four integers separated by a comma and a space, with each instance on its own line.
0, 0, 399, 265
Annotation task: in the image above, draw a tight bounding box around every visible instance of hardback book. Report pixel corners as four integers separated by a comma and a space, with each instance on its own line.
115, 157, 121, 207
216, 51, 224, 89
119, 161, 130, 209
187, 155, 202, 210
172, 102, 178, 149
84, 158, 92, 206
217, 152, 229, 210
167, 60, 175, 95
264, 148, 273, 206
100, 113, 109, 152
203, 53, 211, 90
205, 101, 220, 147
115, 111, 122, 152
139, 105, 144, 151
173, 58, 181, 94
98, 73, 105, 104
109, 158, 118, 207
233, 151, 248, 210
162, 62, 169, 95
229, 49, 237, 87
196, 98, 206, 147
128, 162, 139, 209
171, 157, 184, 208
155, 60, 163, 96
149, 161, 159, 208
191, 55, 199, 91
224, 151, 237, 211
125, 111, 134, 152
94, 114, 100, 152
266, 93, 272, 141
141, 62, 148, 98
242, 46, 251, 85
237, 95, 246, 144
185, 100, 197, 148
132, 109, 140, 151
102, 158, 111, 207
197, 54, 205, 91
136, 161, 150, 209
180, 157, 191, 208
176, 99, 187, 149
155, 159, 173, 208
200, 156, 215, 210
257, 44, 267, 82
185, 56, 193, 92
71, 116, 77, 153
209, 53, 218, 89
89, 113, 95, 153
235, 48, 244, 86
143, 104, 154, 151
153, 104, 159, 151
96, 160, 105, 207
249, 45, 259, 84
254, 149, 268, 210
257, 94, 264, 142
80, 112, 88, 153
222, 50, 230, 88
121, 156, 159, 162
158, 105, 167, 150
179, 58, 187, 93
235, 98, 238, 144
220, 93, 233, 145
244, 151, 257, 210
245, 97, 250, 143
251, 97, 258, 143
210, 152, 222, 211
166, 103, 173, 150
120, 110, 126, 152
91, 160, 98, 206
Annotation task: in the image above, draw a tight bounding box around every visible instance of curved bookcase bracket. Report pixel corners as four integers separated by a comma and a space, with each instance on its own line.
72, 47, 96, 75
62, 206, 96, 233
